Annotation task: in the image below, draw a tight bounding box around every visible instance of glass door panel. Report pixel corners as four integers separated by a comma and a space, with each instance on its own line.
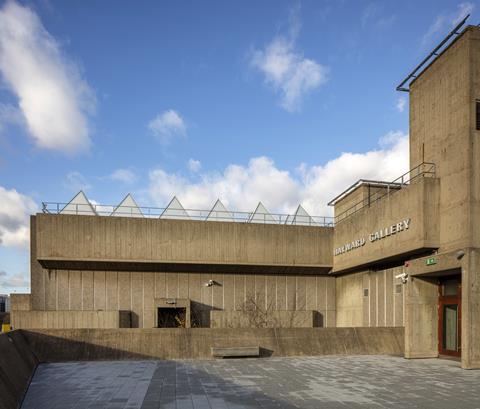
443, 305, 458, 351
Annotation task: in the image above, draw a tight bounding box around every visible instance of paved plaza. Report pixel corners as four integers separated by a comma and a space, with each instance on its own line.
22, 356, 480, 409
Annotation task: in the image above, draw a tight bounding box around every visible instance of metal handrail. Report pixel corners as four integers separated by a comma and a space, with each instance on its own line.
41, 202, 335, 227
334, 162, 436, 224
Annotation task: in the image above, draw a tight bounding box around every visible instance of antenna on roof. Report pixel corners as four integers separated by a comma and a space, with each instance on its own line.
396, 14, 470, 92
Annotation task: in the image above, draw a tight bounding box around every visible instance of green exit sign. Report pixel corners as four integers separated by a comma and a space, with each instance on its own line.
426, 257, 437, 266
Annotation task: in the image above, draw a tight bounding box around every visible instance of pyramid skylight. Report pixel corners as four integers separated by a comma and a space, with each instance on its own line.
111, 194, 144, 218
160, 197, 190, 220
206, 199, 234, 222
248, 202, 278, 224
60, 191, 97, 216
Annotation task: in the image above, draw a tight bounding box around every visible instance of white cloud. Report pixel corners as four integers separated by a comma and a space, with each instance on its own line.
250, 11, 328, 112
0, 186, 37, 248
107, 168, 137, 184
64, 171, 91, 192
396, 97, 406, 113
148, 131, 409, 216
422, 2, 474, 46
148, 110, 187, 144
0, 270, 29, 290
188, 159, 201, 173
0, 1, 95, 154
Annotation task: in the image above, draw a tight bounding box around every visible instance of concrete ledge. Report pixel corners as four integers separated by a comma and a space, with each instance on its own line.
20, 327, 405, 362
211, 346, 260, 358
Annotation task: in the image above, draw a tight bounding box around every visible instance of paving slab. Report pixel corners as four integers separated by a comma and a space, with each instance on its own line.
21, 356, 480, 409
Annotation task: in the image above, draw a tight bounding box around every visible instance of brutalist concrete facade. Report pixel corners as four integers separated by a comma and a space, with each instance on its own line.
11, 25, 480, 369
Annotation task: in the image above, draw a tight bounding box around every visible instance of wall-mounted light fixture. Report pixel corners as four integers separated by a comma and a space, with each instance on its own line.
205, 280, 217, 287
395, 272, 409, 284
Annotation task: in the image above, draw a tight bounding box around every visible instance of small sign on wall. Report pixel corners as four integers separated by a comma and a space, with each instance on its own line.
426, 257, 437, 266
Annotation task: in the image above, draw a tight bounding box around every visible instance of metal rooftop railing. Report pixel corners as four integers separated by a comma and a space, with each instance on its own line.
333, 162, 436, 224
41, 202, 335, 227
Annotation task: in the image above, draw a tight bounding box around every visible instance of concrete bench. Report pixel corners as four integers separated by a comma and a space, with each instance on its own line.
211, 346, 260, 358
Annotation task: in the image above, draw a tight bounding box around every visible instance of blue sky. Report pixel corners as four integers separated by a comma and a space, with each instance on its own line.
0, 0, 476, 293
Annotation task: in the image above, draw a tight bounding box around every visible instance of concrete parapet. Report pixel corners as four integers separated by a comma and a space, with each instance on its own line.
21, 327, 404, 362
11, 310, 120, 330
0, 331, 38, 409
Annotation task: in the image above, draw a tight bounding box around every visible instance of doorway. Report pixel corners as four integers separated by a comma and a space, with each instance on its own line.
438, 276, 461, 357
157, 307, 187, 328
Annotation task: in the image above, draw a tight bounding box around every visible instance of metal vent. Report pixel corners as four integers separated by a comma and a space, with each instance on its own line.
476, 101, 480, 131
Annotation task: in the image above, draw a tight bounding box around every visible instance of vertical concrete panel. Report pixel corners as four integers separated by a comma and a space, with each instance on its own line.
131, 273, 143, 328
154, 272, 166, 299
69, 270, 82, 310
118, 272, 131, 311
245, 274, 255, 308
296, 276, 306, 310
178, 273, 189, 299
369, 272, 377, 327
326, 277, 336, 311
266, 275, 276, 311
394, 267, 404, 326
105, 271, 118, 311
377, 271, 385, 327
93, 271, 106, 311
188, 273, 202, 327
234, 275, 245, 310
166, 273, 178, 298
276, 275, 286, 310
362, 273, 370, 327
405, 276, 438, 359
212, 273, 224, 311
305, 276, 316, 311
200, 273, 213, 326
223, 273, 235, 311
286, 276, 296, 310
385, 269, 394, 327
30, 216, 45, 310
45, 270, 57, 311
82, 271, 94, 310
57, 270, 69, 310
255, 275, 266, 311
143, 273, 155, 328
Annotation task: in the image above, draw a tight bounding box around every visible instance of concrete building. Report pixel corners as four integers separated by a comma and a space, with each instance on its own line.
0, 295, 9, 313
10, 25, 480, 369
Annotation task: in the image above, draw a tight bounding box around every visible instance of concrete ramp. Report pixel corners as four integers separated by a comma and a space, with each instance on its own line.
0, 332, 38, 409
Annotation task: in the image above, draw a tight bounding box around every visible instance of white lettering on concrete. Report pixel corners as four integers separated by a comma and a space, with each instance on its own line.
334, 218, 411, 257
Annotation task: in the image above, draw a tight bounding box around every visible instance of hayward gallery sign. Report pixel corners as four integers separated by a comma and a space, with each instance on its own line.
334, 218, 411, 257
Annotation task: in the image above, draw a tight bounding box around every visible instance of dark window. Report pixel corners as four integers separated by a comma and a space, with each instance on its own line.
363, 288, 369, 297
476, 101, 480, 130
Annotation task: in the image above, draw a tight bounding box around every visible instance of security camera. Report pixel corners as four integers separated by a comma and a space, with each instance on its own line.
456, 250, 465, 260
395, 272, 409, 284
205, 280, 215, 287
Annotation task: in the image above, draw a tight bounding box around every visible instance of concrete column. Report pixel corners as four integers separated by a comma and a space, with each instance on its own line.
404, 276, 438, 358
461, 248, 480, 369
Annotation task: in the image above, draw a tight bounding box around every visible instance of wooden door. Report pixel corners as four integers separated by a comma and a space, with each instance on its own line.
438, 277, 461, 357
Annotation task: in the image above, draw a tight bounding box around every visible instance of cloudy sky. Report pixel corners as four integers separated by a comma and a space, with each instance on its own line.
0, 0, 475, 293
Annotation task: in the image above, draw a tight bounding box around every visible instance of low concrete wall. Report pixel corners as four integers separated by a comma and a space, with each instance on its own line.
11, 310, 120, 330
0, 331, 38, 409
210, 310, 316, 328
22, 327, 404, 362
